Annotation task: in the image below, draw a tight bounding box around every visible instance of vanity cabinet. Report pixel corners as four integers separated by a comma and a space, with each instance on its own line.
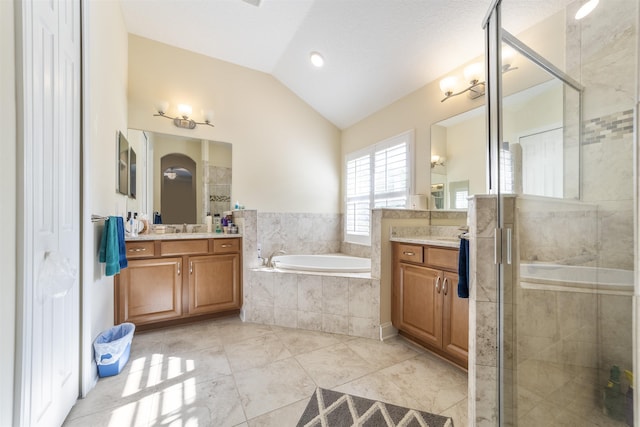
392, 242, 468, 368
115, 237, 242, 329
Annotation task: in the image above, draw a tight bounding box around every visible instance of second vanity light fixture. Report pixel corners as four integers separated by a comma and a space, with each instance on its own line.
154, 102, 215, 129
439, 47, 517, 102
431, 155, 445, 168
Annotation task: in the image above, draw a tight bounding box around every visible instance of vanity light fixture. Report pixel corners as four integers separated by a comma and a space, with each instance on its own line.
164, 169, 177, 180
154, 101, 214, 129
439, 50, 517, 102
310, 51, 325, 68
431, 155, 445, 168
575, 0, 599, 20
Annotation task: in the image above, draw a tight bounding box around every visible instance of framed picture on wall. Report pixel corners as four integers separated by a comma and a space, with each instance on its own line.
117, 131, 129, 196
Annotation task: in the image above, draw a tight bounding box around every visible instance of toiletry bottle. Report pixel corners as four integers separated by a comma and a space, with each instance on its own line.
626, 370, 634, 426
604, 365, 625, 420
214, 214, 221, 233
205, 212, 212, 233
130, 213, 138, 237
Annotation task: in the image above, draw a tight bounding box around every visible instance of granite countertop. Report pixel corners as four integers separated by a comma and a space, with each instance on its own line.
390, 235, 460, 248
126, 232, 242, 241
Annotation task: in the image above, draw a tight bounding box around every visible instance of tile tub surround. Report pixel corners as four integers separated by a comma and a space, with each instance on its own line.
243, 268, 381, 340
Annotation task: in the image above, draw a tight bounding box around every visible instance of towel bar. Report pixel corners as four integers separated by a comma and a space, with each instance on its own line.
91, 214, 109, 223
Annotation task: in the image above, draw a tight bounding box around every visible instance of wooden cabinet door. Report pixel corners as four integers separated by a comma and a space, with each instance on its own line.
188, 254, 241, 315
396, 263, 443, 348
442, 271, 469, 366
117, 257, 183, 325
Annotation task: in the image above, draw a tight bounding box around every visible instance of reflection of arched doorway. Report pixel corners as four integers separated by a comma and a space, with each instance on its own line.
161, 153, 196, 224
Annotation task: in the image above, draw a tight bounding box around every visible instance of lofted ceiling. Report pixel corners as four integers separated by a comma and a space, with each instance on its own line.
120, 0, 572, 129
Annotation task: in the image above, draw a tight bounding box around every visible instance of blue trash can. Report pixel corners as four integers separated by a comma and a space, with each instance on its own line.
93, 322, 135, 377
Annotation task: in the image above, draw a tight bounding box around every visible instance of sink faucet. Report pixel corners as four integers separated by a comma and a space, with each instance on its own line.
266, 249, 286, 268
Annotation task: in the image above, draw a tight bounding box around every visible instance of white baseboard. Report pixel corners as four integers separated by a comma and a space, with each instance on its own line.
379, 322, 398, 341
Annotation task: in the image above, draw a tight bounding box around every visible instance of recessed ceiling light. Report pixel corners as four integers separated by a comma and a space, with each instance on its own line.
575, 0, 599, 20
310, 52, 324, 68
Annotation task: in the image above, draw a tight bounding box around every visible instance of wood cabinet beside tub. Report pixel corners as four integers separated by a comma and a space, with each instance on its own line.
115, 237, 242, 330
392, 241, 469, 369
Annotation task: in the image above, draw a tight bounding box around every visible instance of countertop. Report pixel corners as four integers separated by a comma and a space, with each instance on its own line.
390, 235, 460, 249
125, 232, 242, 241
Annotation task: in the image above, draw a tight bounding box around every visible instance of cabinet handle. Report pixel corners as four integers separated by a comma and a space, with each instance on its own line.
403, 251, 415, 256
128, 247, 146, 252
443, 277, 449, 296
190, 261, 193, 274
221, 244, 232, 248
435, 276, 441, 294
177, 262, 181, 275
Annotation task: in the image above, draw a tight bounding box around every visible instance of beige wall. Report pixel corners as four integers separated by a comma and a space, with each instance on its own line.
1, 0, 16, 423
82, 0, 129, 393
128, 35, 341, 214
342, 10, 566, 207
341, 64, 486, 203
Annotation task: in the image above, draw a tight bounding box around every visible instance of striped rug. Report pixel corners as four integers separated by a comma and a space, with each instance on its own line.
296, 388, 454, 427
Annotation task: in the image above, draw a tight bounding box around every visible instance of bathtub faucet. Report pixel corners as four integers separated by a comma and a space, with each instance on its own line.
266, 249, 286, 268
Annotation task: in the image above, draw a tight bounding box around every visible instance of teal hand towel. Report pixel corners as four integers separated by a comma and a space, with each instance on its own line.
99, 216, 121, 276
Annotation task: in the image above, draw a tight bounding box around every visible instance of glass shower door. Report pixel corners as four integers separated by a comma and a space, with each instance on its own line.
491, 0, 637, 425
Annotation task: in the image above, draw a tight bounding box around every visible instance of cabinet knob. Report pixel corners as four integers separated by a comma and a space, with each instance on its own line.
128, 247, 146, 252
435, 276, 441, 294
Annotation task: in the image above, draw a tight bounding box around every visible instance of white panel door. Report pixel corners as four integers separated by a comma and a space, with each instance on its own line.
19, 0, 81, 426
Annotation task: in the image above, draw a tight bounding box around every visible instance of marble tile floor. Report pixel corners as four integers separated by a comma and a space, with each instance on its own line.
63, 316, 468, 427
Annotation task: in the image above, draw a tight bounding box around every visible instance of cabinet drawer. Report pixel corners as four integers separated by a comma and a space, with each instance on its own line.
160, 239, 209, 256
396, 244, 424, 263
125, 241, 155, 258
213, 238, 240, 253
426, 247, 458, 271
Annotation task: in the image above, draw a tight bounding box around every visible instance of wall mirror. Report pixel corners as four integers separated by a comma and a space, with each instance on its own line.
430, 57, 580, 209
127, 129, 232, 224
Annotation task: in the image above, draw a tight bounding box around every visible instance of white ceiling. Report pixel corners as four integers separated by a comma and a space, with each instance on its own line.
120, 0, 571, 129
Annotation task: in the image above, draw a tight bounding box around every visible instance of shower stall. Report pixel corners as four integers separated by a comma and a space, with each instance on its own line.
473, 0, 638, 425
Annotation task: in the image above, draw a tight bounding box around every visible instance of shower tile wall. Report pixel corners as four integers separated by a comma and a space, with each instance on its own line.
204, 165, 232, 217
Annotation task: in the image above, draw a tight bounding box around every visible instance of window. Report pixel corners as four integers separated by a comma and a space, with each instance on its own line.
449, 180, 469, 210
345, 130, 414, 244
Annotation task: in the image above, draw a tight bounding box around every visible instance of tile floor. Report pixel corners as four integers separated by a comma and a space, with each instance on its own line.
63, 316, 468, 427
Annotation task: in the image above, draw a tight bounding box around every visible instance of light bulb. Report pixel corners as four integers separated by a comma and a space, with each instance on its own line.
439, 76, 458, 96
464, 63, 484, 84
178, 104, 192, 118
502, 46, 516, 71
156, 101, 169, 115
203, 110, 214, 123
